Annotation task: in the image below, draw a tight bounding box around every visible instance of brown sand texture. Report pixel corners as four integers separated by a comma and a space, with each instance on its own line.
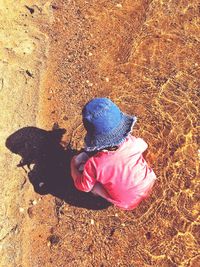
0, 0, 199, 266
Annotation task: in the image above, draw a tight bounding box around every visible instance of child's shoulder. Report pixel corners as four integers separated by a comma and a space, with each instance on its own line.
127, 134, 136, 141
122, 134, 137, 145
128, 134, 146, 144
115, 135, 148, 155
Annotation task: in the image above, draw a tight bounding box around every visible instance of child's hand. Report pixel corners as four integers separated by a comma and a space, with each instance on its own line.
71, 156, 80, 182
73, 152, 89, 171
70, 152, 89, 182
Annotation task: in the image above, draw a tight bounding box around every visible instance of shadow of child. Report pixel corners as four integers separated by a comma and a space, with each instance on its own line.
5, 126, 110, 210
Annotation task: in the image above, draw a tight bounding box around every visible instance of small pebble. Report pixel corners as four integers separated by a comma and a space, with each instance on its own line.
121, 223, 125, 227
105, 77, 109, 82
86, 80, 93, 86
88, 52, 93, 56
115, 213, 118, 217
32, 200, 37, 205
19, 207, 24, 213
91, 219, 95, 225
39, 182, 45, 187
116, 3, 122, 8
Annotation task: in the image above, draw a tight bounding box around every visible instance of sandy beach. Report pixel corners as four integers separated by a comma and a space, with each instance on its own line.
1, 0, 199, 266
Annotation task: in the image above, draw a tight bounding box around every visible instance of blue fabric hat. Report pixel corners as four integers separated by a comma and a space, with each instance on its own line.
82, 98, 137, 151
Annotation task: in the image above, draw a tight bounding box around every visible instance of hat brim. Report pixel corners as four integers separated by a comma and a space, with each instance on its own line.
84, 113, 137, 152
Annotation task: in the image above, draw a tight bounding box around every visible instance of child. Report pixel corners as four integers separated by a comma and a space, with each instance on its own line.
70, 98, 156, 210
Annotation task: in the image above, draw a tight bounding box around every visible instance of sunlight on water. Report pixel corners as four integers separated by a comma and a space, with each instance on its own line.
41, 0, 200, 266
72, 1, 200, 265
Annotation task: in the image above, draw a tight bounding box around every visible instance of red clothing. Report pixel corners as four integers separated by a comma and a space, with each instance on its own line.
73, 135, 156, 210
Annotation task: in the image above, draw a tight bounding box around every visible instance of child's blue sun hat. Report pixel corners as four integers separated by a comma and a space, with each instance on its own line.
82, 98, 137, 151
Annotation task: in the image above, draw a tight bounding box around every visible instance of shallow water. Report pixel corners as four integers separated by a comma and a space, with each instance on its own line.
28, 0, 200, 266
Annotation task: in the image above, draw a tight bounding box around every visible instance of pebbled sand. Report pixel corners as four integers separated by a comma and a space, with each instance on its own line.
1, 0, 200, 266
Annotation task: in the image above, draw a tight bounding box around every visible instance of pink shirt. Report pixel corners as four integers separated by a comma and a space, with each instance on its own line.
73, 135, 156, 210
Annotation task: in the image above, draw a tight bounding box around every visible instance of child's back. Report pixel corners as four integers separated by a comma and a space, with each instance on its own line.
74, 135, 156, 210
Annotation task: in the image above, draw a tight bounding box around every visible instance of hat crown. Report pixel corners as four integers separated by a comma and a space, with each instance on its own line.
82, 98, 122, 135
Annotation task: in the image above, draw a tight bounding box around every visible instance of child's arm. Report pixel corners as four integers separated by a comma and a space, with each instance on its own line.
70, 154, 96, 192
70, 156, 83, 181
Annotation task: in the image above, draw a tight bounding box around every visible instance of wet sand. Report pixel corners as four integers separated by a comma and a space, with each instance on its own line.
1, 0, 200, 266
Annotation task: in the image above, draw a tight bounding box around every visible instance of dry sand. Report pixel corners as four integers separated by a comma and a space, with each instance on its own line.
0, 0, 199, 266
